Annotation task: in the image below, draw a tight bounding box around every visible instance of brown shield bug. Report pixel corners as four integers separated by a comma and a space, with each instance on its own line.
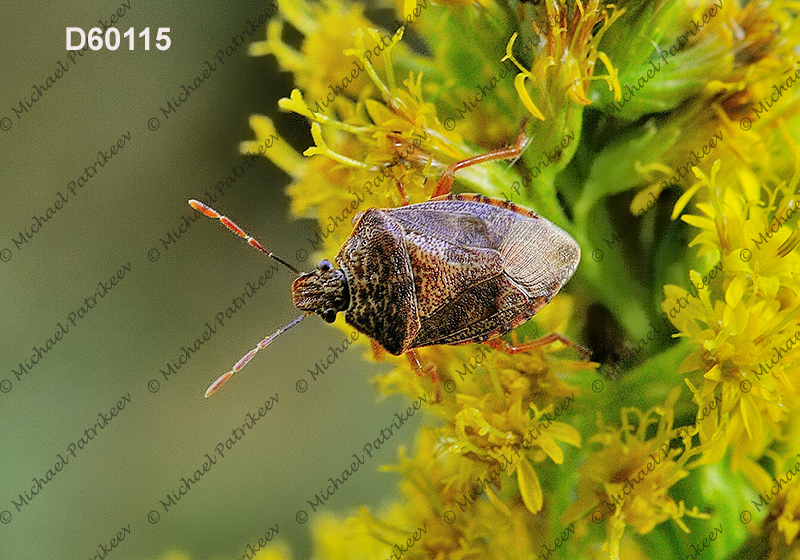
189, 129, 585, 398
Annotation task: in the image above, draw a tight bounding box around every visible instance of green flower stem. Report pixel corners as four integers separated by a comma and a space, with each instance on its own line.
572, 206, 654, 340
607, 339, 695, 413
523, 172, 569, 229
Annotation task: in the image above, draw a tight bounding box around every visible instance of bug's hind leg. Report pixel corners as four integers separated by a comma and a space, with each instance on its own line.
430, 124, 529, 199
485, 333, 591, 359
406, 350, 441, 403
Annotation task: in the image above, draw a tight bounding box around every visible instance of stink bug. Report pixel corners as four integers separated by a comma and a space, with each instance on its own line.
189, 130, 585, 398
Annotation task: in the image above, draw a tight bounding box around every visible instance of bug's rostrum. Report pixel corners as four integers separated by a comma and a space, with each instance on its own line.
292, 259, 351, 322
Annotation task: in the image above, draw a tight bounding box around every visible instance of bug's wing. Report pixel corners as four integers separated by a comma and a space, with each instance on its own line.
387, 198, 515, 249
409, 274, 545, 347
388, 197, 579, 348
498, 211, 580, 299
386, 202, 511, 320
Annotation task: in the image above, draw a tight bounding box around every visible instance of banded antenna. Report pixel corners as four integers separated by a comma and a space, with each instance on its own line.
188, 199, 301, 275
188, 199, 307, 397
204, 314, 308, 397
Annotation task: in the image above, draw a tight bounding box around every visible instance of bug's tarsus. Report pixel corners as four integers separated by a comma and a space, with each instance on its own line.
485, 333, 591, 359
406, 350, 441, 403
188, 199, 302, 275
204, 313, 309, 398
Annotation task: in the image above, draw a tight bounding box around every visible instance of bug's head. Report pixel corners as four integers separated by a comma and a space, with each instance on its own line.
292, 259, 350, 323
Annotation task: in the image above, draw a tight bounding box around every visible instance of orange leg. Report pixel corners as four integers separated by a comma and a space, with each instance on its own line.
395, 180, 411, 206
430, 122, 530, 198
369, 339, 387, 360
485, 332, 591, 359
406, 350, 441, 403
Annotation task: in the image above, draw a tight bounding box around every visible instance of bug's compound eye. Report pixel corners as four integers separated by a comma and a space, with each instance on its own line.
318, 259, 333, 271
321, 309, 337, 323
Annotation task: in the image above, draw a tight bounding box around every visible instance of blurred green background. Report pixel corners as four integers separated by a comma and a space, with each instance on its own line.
0, 1, 414, 559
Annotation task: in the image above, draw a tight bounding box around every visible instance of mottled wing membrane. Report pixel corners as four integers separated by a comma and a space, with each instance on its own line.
387, 205, 507, 248
402, 233, 503, 318
500, 218, 580, 298
410, 275, 545, 347
384, 199, 517, 249
389, 195, 580, 349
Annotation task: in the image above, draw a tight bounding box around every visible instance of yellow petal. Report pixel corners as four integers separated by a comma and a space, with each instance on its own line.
682, 215, 717, 230
538, 434, 565, 464
279, 88, 317, 120
547, 421, 582, 448
725, 276, 745, 308
740, 457, 773, 492
671, 183, 703, 220
739, 394, 763, 441
517, 459, 543, 514
304, 122, 368, 168
699, 426, 727, 464
239, 115, 306, 177
703, 364, 722, 382
484, 484, 513, 517
631, 186, 661, 215
403, 0, 415, 21
364, 99, 399, 127
513, 73, 546, 121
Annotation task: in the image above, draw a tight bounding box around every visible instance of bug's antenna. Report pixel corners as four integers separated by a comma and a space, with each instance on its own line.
188, 199, 302, 275
204, 313, 309, 398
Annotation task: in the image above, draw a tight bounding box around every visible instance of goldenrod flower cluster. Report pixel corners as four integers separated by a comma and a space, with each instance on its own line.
213, 0, 800, 558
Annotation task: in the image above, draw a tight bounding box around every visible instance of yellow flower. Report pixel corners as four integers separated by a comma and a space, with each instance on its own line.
249, 0, 392, 108
243, 1, 536, 266
314, 427, 574, 559
374, 295, 592, 517
564, 389, 709, 560
664, 159, 800, 477
502, 0, 622, 121
628, 0, 800, 214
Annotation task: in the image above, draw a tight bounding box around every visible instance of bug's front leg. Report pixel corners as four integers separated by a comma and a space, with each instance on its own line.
430, 125, 530, 199
369, 338, 387, 360
394, 180, 411, 206
405, 350, 441, 403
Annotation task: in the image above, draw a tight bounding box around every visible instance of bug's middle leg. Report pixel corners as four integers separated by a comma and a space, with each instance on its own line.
430, 126, 530, 198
